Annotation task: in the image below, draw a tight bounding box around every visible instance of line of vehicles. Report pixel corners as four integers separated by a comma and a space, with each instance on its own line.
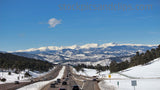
50, 78, 80, 90
13, 67, 98, 90
49, 67, 80, 90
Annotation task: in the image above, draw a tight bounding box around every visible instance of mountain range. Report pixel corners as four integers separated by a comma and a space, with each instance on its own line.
11, 43, 157, 66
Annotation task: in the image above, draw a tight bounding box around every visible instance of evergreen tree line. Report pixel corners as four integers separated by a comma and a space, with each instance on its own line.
109, 45, 160, 73
0, 53, 53, 72
73, 64, 109, 72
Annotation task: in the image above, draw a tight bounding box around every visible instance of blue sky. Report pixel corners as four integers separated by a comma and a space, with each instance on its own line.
0, 0, 160, 51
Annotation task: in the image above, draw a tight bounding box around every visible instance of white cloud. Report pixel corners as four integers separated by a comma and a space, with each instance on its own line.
48, 18, 61, 28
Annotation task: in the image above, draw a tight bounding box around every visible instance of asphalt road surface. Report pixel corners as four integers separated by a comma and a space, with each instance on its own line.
0, 65, 100, 90
42, 66, 100, 90
0, 65, 62, 90
41, 66, 78, 90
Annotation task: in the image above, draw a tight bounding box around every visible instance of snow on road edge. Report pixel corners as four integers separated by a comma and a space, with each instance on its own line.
17, 66, 66, 90
98, 80, 117, 90
0, 67, 55, 84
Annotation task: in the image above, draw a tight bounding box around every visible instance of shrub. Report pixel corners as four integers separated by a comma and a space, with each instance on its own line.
8, 72, 11, 75
14, 70, 19, 74
24, 72, 31, 77
1, 78, 6, 82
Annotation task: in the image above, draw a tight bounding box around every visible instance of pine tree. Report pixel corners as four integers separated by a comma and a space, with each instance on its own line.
109, 60, 118, 73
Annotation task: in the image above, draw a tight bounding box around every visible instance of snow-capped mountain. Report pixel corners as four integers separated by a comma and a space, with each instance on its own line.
15, 43, 156, 53
12, 43, 157, 65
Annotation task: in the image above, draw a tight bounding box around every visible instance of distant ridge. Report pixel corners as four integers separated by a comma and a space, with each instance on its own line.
10, 43, 157, 66
13, 43, 157, 52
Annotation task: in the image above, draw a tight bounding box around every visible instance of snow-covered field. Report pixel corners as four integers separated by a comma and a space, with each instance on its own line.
0, 68, 54, 84
18, 66, 65, 90
0, 71, 28, 84
99, 58, 160, 90
120, 58, 160, 78
73, 58, 160, 90
102, 79, 160, 90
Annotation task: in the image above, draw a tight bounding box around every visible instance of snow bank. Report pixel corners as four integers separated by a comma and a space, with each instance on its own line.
0, 68, 55, 84
120, 58, 160, 78
28, 70, 50, 78
18, 66, 65, 90
98, 80, 117, 90
104, 79, 160, 90
0, 71, 28, 84
99, 58, 160, 90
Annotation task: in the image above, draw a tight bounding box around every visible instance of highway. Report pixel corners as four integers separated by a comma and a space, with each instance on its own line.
0, 65, 62, 90
0, 65, 101, 90
41, 66, 78, 90
41, 65, 100, 90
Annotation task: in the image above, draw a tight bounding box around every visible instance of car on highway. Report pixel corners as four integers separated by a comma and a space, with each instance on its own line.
54, 81, 58, 85
57, 78, 61, 83
62, 81, 67, 85
68, 73, 71, 76
72, 85, 80, 90
59, 88, 66, 90
93, 79, 97, 81
50, 83, 56, 88
14, 81, 19, 84
65, 77, 69, 81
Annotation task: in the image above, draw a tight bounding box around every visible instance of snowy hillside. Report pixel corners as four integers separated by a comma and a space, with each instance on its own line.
120, 58, 160, 78
100, 79, 160, 90
72, 57, 160, 90
0, 71, 28, 84
0, 70, 50, 84
99, 58, 160, 90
